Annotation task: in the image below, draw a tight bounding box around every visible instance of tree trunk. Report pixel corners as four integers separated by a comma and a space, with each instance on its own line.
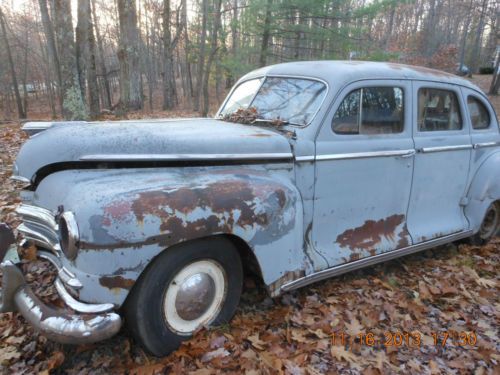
458, 0, 474, 71
182, 0, 193, 98
0, 7, 25, 119
490, 57, 500, 95
91, 0, 112, 109
77, 0, 100, 118
38, 0, 63, 113
117, 0, 143, 111
201, 0, 222, 117
162, 0, 174, 110
259, 0, 272, 67
194, 0, 208, 112
54, 0, 87, 120
470, 0, 488, 73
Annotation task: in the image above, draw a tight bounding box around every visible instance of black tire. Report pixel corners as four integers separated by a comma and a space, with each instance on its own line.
124, 237, 243, 357
469, 202, 500, 246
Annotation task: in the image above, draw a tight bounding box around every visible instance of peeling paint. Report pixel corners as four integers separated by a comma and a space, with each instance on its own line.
336, 214, 409, 252
99, 276, 135, 290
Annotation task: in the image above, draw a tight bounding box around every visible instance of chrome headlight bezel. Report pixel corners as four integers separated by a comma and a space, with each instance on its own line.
58, 212, 79, 260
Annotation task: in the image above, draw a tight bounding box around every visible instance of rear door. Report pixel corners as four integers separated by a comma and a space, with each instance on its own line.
406, 82, 472, 242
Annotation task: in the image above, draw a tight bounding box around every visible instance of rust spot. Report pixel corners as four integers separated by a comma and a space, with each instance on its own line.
397, 224, 410, 248
99, 275, 135, 290
336, 214, 406, 251
104, 200, 132, 220
268, 269, 305, 296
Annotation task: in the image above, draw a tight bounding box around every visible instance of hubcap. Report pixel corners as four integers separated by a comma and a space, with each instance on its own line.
175, 273, 216, 320
163, 260, 227, 335
480, 204, 499, 239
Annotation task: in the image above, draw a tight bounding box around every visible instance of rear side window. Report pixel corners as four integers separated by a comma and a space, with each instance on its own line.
418, 88, 462, 131
332, 87, 404, 135
467, 96, 490, 129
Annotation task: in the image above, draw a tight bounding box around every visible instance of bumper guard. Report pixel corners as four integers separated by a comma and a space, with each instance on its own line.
0, 223, 122, 344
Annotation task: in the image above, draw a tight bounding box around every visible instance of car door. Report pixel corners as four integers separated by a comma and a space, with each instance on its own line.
312, 80, 414, 266
406, 82, 472, 243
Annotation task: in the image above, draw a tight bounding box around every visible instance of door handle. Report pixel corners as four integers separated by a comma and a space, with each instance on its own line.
400, 150, 416, 158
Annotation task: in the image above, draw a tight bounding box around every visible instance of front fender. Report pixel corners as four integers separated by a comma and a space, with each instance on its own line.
34, 166, 304, 304
465, 150, 500, 232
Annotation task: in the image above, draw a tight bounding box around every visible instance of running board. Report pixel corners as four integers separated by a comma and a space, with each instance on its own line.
280, 230, 473, 293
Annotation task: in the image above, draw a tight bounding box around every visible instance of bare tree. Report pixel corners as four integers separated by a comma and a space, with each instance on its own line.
162, 0, 183, 110
193, 0, 208, 112
201, 0, 222, 116
77, 0, 100, 117
91, 0, 112, 109
117, 0, 143, 110
53, 0, 87, 119
38, 0, 62, 113
0, 6, 25, 119
259, 0, 272, 67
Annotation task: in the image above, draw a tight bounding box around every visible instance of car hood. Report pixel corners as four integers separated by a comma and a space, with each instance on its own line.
14, 118, 293, 182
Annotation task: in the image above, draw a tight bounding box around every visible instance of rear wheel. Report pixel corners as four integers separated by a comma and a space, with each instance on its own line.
125, 237, 243, 357
470, 202, 500, 246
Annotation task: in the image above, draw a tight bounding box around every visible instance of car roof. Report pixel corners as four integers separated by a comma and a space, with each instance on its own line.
239, 60, 482, 92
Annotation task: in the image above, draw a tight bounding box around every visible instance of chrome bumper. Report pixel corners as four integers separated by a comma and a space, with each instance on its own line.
0, 223, 122, 344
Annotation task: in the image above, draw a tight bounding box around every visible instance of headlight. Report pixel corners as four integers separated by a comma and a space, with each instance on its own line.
59, 212, 79, 260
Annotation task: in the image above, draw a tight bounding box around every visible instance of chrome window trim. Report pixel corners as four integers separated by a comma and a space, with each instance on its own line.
216, 74, 330, 128
315, 149, 415, 161
418, 144, 473, 153
473, 142, 500, 149
80, 153, 294, 162
281, 230, 474, 292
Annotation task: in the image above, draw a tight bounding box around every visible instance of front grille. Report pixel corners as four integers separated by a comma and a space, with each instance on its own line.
16, 204, 60, 253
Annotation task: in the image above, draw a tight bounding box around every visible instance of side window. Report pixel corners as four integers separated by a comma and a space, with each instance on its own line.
332, 87, 404, 135
418, 88, 462, 131
467, 96, 490, 130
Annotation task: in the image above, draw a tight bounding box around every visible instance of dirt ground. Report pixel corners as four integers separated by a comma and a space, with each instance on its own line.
0, 75, 498, 374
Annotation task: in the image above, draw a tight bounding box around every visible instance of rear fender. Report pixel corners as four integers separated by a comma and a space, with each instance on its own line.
465, 151, 500, 232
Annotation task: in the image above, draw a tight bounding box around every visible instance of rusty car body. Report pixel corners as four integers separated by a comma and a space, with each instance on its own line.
1, 61, 499, 355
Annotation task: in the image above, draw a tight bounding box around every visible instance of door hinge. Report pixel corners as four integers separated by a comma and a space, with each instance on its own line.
459, 197, 470, 207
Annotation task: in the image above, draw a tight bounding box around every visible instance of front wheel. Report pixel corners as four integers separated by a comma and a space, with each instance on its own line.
124, 237, 243, 357
470, 202, 500, 246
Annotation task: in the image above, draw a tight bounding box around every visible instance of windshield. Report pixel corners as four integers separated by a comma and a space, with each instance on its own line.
219, 77, 327, 126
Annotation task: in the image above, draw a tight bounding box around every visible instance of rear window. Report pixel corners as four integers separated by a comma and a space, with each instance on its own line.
418, 88, 462, 131
332, 87, 404, 135
467, 96, 490, 130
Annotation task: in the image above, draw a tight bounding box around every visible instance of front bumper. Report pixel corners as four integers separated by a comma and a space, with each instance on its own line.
0, 223, 122, 344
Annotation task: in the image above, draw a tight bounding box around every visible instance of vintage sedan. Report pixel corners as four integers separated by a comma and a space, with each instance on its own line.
0, 61, 499, 356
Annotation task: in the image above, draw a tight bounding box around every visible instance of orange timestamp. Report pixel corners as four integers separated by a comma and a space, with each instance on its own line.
331, 331, 477, 348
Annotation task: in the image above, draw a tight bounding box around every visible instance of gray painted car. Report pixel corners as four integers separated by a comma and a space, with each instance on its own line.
1, 61, 499, 356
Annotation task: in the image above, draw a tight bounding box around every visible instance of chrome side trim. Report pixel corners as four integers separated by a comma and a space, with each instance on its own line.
316, 149, 415, 161
55, 278, 114, 313
80, 153, 294, 162
281, 230, 474, 292
16, 204, 57, 231
295, 155, 315, 162
473, 141, 500, 149
419, 144, 472, 153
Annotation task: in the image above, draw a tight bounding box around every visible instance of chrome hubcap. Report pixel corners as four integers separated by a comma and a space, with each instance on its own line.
163, 259, 227, 335
175, 273, 216, 321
